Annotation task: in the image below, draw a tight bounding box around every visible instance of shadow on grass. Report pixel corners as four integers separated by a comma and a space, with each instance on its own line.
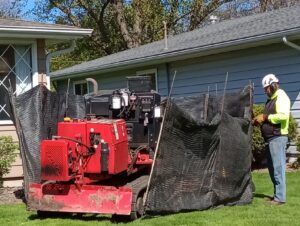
28, 212, 111, 222
141, 209, 202, 221
28, 212, 145, 224
254, 193, 273, 199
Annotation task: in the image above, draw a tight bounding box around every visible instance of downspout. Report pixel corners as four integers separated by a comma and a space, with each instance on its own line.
46, 40, 76, 89
282, 36, 300, 51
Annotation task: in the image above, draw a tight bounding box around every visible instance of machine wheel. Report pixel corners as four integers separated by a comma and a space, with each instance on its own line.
130, 189, 146, 220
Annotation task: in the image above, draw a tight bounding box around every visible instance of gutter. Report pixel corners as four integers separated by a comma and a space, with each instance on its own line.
46, 40, 76, 75
0, 27, 93, 35
282, 36, 300, 51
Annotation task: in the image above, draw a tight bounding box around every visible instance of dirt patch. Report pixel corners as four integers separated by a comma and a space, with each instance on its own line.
0, 187, 25, 204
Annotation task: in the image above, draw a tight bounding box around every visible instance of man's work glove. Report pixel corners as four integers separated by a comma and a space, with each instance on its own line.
252, 114, 268, 126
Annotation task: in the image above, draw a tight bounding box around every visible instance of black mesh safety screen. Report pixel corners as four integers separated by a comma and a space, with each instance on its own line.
9, 84, 253, 212
145, 87, 253, 213
9, 85, 85, 198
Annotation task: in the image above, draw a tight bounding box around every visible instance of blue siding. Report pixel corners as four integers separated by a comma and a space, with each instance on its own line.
56, 42, 300, 128
155, 42, 300, 125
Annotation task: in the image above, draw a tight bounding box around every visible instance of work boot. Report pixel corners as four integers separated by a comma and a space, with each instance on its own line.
267, 200, 285, 205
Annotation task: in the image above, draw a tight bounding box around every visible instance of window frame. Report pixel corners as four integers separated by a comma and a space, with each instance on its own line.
0, 40, 37, 125
136, 68, 158, 91
73, 80, 89, 95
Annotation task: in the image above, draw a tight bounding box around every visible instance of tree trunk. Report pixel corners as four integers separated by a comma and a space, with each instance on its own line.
111, 0, 140, 49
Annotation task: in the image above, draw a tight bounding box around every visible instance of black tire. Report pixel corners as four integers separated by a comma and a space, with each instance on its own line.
130, 189, 146, 220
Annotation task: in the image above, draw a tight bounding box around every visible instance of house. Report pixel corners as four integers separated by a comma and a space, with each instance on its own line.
51, 6, 299, 154
50, 6, 300, 124
0, 18, 92, 186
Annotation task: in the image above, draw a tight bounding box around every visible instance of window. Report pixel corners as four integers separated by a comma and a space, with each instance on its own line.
0, 44, 33, 123
136, 69, 157, 91
74, 80, 88, 95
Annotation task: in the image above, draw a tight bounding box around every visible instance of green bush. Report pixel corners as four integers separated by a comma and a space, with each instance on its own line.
288, 116, 299, 143
252, 104, 298, 167
252, 105, 265, 156
0, 136, 18, 185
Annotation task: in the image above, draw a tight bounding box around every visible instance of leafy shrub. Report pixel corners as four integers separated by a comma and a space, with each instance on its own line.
252, 104, 298, 168
288, 116, 299, 143
0, 136, 18, 186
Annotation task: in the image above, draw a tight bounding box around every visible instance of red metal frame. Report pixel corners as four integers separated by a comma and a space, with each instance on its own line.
41, 140, 70, 181
30, 118, 152, 216
28, 183, 132, 215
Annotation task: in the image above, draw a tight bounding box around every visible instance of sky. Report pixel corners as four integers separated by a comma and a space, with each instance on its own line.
21, 0, 37, 20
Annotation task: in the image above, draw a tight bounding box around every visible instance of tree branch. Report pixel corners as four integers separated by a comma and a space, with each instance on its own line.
132, 0, 142, 45
49, 0, 81, 27
166, 0, 180, 32
77, 0, 100, 22
111, 0, 139, 49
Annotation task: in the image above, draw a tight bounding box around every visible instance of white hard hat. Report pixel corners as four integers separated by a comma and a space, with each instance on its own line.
262, 74, 279, 88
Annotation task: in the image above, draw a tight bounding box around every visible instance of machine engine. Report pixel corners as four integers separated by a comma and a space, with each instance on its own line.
85, 76, 161, 150
41, 119, 128, 182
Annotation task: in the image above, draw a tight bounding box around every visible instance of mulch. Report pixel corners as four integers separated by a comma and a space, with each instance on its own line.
0, 187, 24, 204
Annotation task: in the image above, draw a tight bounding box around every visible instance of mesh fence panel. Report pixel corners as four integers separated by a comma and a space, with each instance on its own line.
9, 85, 85, 198
9, 84, 253, 212
145, 88, 253, 213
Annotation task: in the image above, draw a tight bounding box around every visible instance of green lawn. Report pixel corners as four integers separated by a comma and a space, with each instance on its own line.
1, 171, 300, 226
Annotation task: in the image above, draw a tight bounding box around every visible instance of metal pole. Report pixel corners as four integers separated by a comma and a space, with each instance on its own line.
204, 86, 210, 122
163, 21, 168, 50
221, 72, 229, 115
65, 78, 70, 117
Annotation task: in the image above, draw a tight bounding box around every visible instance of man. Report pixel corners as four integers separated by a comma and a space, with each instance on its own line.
253, 73, 290, 205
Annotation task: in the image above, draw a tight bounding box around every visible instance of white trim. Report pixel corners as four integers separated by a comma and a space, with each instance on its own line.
0, 34, 88, 40
0, 24, 93, 34
0, 27, 92, 40
136, 68, 158, 91
136, 68, 157, 76
73, 80, 89, 95
0, 120, 13, 125
31, 41, 39, 87
46, 75, 50, 89
0, 27, 92, 34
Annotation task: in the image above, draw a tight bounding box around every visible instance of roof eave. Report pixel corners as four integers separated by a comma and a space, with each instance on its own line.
50, 28, 300, 81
